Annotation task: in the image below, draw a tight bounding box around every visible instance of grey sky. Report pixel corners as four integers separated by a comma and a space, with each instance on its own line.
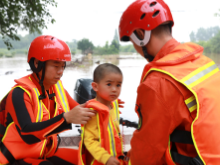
24, 0, 220, 46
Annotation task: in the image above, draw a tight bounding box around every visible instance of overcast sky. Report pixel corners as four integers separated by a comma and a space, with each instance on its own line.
23, 0, 220, 46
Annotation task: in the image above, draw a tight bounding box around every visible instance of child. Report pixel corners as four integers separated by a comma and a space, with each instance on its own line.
78, 63, 125, 165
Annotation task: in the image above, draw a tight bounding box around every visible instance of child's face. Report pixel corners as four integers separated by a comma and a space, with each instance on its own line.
93, 73, 123, 102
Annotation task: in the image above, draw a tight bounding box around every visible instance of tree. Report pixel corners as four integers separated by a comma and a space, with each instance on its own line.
214, 9, 220, 17
120, 44, 136, 53
190, 26, 220, 42
66, 39, 77, 54
110, 29, 120, 54
77, 38, 94, 55
210, 31, 220, 54
0, 0, 57, 49
196, 28, 208, 41
189, 31, 196, 42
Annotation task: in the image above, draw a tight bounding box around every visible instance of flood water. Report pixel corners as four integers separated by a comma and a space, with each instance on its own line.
1, 53, 220, 136
0, 54, 148, 136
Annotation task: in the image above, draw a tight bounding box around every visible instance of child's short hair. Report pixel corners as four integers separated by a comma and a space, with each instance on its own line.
93, 63, 122, 83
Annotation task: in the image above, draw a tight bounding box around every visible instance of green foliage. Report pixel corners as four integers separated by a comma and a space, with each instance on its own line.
93, 29, 121, 55
120, 44, 136, 53
0, 48, 17, 57
0, 32, 41, 49
94, 41, 119, 55
214, 9, 220, 17
197, 41, 212, 54
66, 39, 77, 53
195, 31, 220, 54
111, 29, 120, 53
190, 26, 220, 42
0, 33, 40, 51
111, 40, 119, 53
190, 26, 220, 55
77, 38, 94, 54
189, 31, 196, 42
210, 31, 220, 54
0, 0, 57, 49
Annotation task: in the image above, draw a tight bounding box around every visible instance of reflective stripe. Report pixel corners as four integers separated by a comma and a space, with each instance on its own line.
112, 101, 120, 134
181, 61, 219, 88
95, 111, 102, 144
112, 101, 124, 154
185, 96, 197, 113
40, 139, 47, 158
1, 122, 14, 142
45, 138, 55, 157
113, 101, 120, 122
55, 81, 69, 112
33, 88, 43, 122
168, 137, 176, 164
108, 119, 116, 157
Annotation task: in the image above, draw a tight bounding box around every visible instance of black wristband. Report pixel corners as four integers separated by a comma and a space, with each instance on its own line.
62, 113, 67, 122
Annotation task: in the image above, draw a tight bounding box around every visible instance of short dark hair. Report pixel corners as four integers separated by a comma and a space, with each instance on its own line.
93, 63, 122, 83
152, 23, 172, 37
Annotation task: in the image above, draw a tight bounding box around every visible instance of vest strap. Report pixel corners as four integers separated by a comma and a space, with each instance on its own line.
49, 93, 56, 99
170, 130, 193, 144
0, 124, 6, 135
170, 130, 203, 165
0, 142, 15, 164
171, 151, 204, 165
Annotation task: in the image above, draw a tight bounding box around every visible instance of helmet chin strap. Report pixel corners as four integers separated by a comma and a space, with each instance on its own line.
130, 30, 154, 62
36, 63, 47, 100
142, 46, 154, 62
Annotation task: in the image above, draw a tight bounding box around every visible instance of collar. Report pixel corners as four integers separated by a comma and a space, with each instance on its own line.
153, 38, 180, 62
30, 73, 42, 92
30, 74, 53, 96
140, 39, 180, 82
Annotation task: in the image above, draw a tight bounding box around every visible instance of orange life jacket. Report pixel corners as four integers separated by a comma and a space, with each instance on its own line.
0, 75, 70, 164
129, 42, 220, 165
78, 99, 125, 165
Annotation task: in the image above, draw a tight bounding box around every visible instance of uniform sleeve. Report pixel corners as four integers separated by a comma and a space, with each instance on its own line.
9, 87, 71, 144
84, 114, 111, 164
129, 82, 173, 165
65, 89, 79, 109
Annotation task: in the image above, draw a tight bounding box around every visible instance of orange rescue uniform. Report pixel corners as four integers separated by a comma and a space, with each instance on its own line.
129, 39, 220, 165
0, 74, 79, 164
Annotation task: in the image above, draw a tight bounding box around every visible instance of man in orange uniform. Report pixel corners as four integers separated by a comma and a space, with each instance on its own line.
119, 0, 220, 165
0, 35, 95, 165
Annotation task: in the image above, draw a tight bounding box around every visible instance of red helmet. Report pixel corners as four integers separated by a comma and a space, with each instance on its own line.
119, 0, 174, 46
27, 35, 72, 62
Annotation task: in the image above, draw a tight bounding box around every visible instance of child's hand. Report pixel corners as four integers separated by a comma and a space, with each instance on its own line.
106, 156, 120, 165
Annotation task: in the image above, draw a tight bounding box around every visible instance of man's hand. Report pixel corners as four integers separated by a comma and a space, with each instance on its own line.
118, 98, 125, 108
63, 103, 96, 124
106, 157, 120, 165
